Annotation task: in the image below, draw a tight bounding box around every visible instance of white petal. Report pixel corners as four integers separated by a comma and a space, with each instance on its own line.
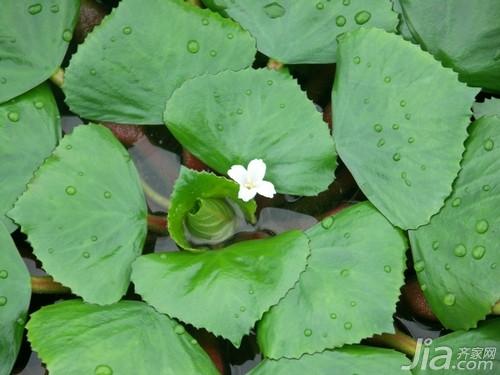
227, 165, 247, 185
247, 159, 266, 183
238, 186, 258, 202
256, 180, 276, 198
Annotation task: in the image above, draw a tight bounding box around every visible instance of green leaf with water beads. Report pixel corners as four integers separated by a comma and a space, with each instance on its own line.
214, 0, 397, 64
0, 0, 80, 103
400, 0, 500, 92
474, 98, 500, 119
131, 230, 310, 347
409, 116, 500, 330
413, 319, 500, 375
169, 167, 257, 250
257, 202, 407, 359
63, 0, 256, 125
0, 84, 61, 233
27, 300, 219, 375
0, 223, 31, 375
333, 28, 478, 230
165, 68, 336, 196
8, 124, 147, 305
249, 345, 411, 374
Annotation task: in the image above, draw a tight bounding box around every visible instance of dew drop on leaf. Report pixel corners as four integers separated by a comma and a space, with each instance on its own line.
432, 241, 440, 250
245, 89, 252, 96
236, 108, 244, 115
343, 322, 352, 330
7, 111, 19, 122
491, 263, 497, 269
340, 269, 350, 277
336, 15, 346, 27
122, 26, 132, 35
50, 4, 59, 13
34, 101, 44, 109
94, 365, 113, 375
104, 191, 112, 199
399, 100, 407, 107
353, 56, 361, 64
350, 301, 357, 307
475, 219, 489, 234
216, 123, 224, 131
407, 137, 415, 144
354, 10, 371, 25
174, 324, 185, 334
392, 123, 399, 130
482, 184, 491, 192
321, 216, 334, 229
65, 186, 77, 195
405, 113, 411, 120
187, 40, 200, 54
0, 77, 7, 84
263, 2, 286, 19
82, 252, 90, 258
62, 29, 72, 42
373, 123, 383, 133
443, 293, 456, 306
316, 2, 324, 10
209, 49, 217, 57
444, 263, 451, 271
414, 260, 425, 272
330, 313, 337, 319
384, 76, 391, 83
392, 153, 401, 162
239, 306, 246, 312
483, 138, 494, 151
90, 68, 97, 76
227, 33, 234, 39
376, 138, 385, 148
421, 284, 427, 291
0, 296, 7, 306
201, 18, 209, 25
303, 328, 312, 336
28, 4, 42, 15
0, 270, 8, 279
472, 245, 486, 260
91, 235, 98, 242
451, 197, 461, 207
342, 0, 350, 5
453, 244, 467, 257
383, 265, 391, 273
266, 79, 273, 86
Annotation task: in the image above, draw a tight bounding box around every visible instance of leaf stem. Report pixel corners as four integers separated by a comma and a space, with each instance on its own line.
50, 67, 65, 88
141, 178, 171, 210
147, 214, 168, 235
368, 329, 417, 358
31, 276, 71, 294
267, 58, 285, 71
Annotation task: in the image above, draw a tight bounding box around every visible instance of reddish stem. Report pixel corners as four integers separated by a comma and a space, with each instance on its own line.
147, 214, 168, 235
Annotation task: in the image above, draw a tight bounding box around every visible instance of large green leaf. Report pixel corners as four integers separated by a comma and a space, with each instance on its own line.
333, 28, 478, 229
168, 167, 256, 250
257, 202, 407, 359
0, 0, 80, 103
216, 0, 397, 64
165, 68, 336, 196
0, 223, 31, 375
27, 300, 219, 375
409, 116, 500, 330
63, 0, 256, 124
8, 124, 147, 305
249, 346, 411, 374
474, 99, 500, 119
0, 83, 61, 233
413, 319, 500, 374
131, 230, 310, 347
400, 0, 500, 92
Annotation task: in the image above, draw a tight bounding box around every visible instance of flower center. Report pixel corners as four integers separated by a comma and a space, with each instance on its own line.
244, 179, 256, 189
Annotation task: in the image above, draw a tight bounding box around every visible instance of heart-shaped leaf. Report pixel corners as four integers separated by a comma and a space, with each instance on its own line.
0, 83, 61, 233
215, 0, 398, 64
474, 99, 500, 119
333, 28, 478, 229
257, 202, 407, 359
168, 167, 256, 250
0, 0, 80, 103
0, 223, 31, 375
400, 0, 500, 92
63, 0, 256, 124
27, 300, 219, 375
164, 68, 337, 196
409, 116, 500, 330
131, 230, 310, 347
249, 345, 411, 374
9, 124, 147, 305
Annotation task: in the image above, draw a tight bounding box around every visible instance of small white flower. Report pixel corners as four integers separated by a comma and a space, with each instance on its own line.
227, 159, 276, 202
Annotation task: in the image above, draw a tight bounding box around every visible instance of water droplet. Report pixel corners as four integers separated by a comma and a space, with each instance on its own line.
491, 263, 497, 269
421, 284, 427, 291
122, 26, 132, 35
453, 244, 467, 257
343, 232, 351, 239
330, 313, 337, 319
445, 263, 451, 271
377, 138, 385, 148
400, 100, 407, 107
342, 0, 350, 5
248, 288, 254, 295
432, 241, 440, 250
344, 322, 352, 330
392, 153, 401, 162
104, 191, 112, 199
65, 145, 72, 150
90, 68, 97, 75
62, 29, 72, 42
234, 313, 239, 318
65, 186, 77, 195
279, 103, 286, 109
216, 123, 224, 131
353, 56, 361, 64
0, 77, 6, 84
392, 123, 399, 130
209, 49, 217, 57
336, 15, 346, 27
475, 219, 489, 234
94, 365, 113, 375
48, 248, 54, 254
0, 296, 7, 306
414, 260, 425, 272
407, 137, 415, 144
7, 111, 19, 122
350, 301, 357, 307
91, 235, 98, 242
263, 2, 286, 18
239, 306, 246, 312
174, 324, 185, 334
316, 2, 324, 10
405, 113, 411, 120
267, 79, 273, 86
236, 108, 244, 115
321, 216, 334, 229
482, 184, 491, 192
201, 18, 209, 25
227, 33, 234, 39
420, 164, 427, 171
443, 293, 456, 306
354, 10, 371, 25
187, 40, 200, 54
384, 75, 391, 83
78, 171, 84, 176
373, 123, 383, 133
472, 245, 486, 260
190, 338, 198, 344
82, 252, 90, 258
245, 89, 252, 96
304, 328, 312, 336
483, 138, 494, 151
16, 317, 25, 325
28, 4, 42, 15
363, 98, 369, 104
340, 269, 350, 277
50, 4, 59, 13
0, 270, 8, 279
451, 197, 461, 207
384, 265, 392, 273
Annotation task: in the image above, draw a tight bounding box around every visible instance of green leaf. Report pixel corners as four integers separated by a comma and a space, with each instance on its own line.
474, 99, 500, 119
165, 68, 337, 196
400, 0, 500, 92
391, 0, 416, 43
131, 230, 310, 347
333, 28, 478, 229
169, 167, 256, 250
412, 319, 500, 374
8, 124, 147, 305
0, 83, 61, 233
249, 346, 411, 374
0, 223, 31, 375
27, 300, 219, 375
217, 0, 398, 64
409, 116, 500, 330
257, 202, 407, 359
63, 0, 256, 124
0, 0, 80, 103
